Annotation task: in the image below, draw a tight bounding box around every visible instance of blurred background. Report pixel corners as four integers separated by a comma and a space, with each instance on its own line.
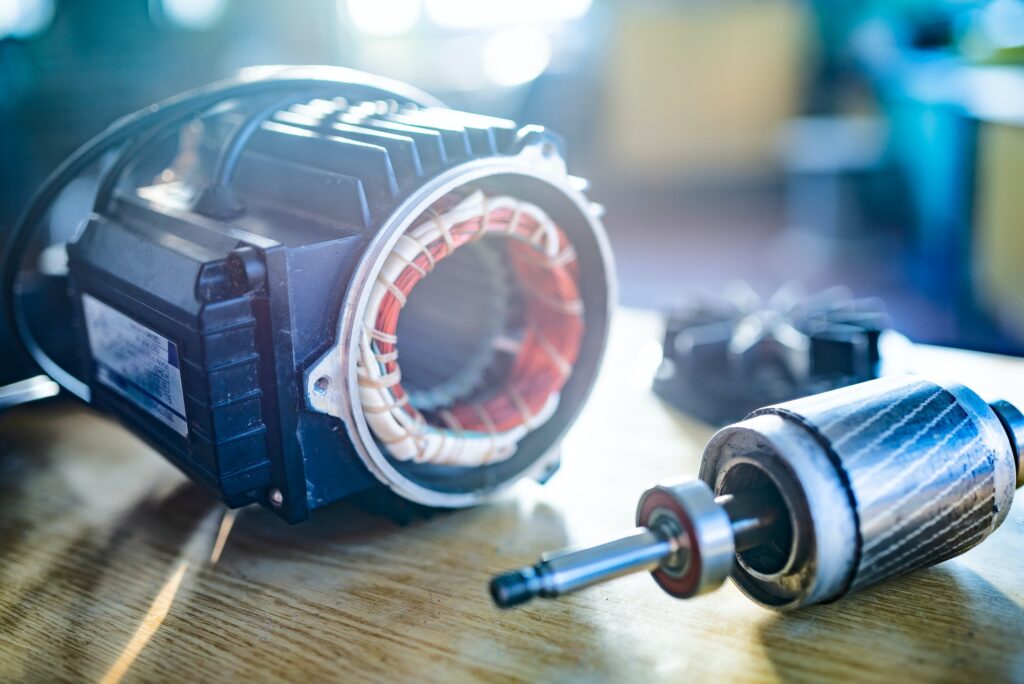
2, 0, 1024, 388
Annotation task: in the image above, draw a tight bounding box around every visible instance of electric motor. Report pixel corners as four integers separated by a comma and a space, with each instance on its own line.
3, 66, 614, 522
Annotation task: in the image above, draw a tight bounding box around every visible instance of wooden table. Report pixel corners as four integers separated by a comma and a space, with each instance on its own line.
2, 309, 1022, 683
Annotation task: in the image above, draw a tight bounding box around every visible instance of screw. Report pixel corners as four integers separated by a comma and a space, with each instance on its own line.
269, 488, 284, 507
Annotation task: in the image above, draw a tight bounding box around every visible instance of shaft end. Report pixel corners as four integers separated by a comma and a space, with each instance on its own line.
490, 568, 540, 608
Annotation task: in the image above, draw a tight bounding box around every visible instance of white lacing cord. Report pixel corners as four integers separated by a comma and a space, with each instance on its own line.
354, 191, 572, 467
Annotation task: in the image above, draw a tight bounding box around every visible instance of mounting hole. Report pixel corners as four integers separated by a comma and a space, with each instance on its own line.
314, 376, 330, 396
541, 142, 556, 158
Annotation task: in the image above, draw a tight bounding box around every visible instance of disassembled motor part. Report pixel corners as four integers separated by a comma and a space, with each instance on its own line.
3, 67, 614, 521
491, 376, 1023, 610
654, 283, 891, 425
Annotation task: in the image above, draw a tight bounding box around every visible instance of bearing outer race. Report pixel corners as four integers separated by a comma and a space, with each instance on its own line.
636, 487, 702, 598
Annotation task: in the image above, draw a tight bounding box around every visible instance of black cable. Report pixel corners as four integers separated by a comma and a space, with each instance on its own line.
1, 65, 442, 400
193, 93, 312, 218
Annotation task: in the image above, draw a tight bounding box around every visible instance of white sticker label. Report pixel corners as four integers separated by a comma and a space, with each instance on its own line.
82, 294, 188, 437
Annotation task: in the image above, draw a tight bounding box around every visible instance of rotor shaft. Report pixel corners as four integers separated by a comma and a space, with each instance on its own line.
490, 488, 782, 608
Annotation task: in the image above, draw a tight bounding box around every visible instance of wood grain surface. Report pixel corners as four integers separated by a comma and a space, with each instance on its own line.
1, 309, 1022, 683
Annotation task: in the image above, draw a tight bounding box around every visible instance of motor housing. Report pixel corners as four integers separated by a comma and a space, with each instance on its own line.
48, 69, 614, 522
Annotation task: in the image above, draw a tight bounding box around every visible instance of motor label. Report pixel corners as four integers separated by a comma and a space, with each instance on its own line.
82, 294, 188, 437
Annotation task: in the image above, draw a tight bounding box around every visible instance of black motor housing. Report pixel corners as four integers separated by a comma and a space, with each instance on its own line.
54, 70, 613, 522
